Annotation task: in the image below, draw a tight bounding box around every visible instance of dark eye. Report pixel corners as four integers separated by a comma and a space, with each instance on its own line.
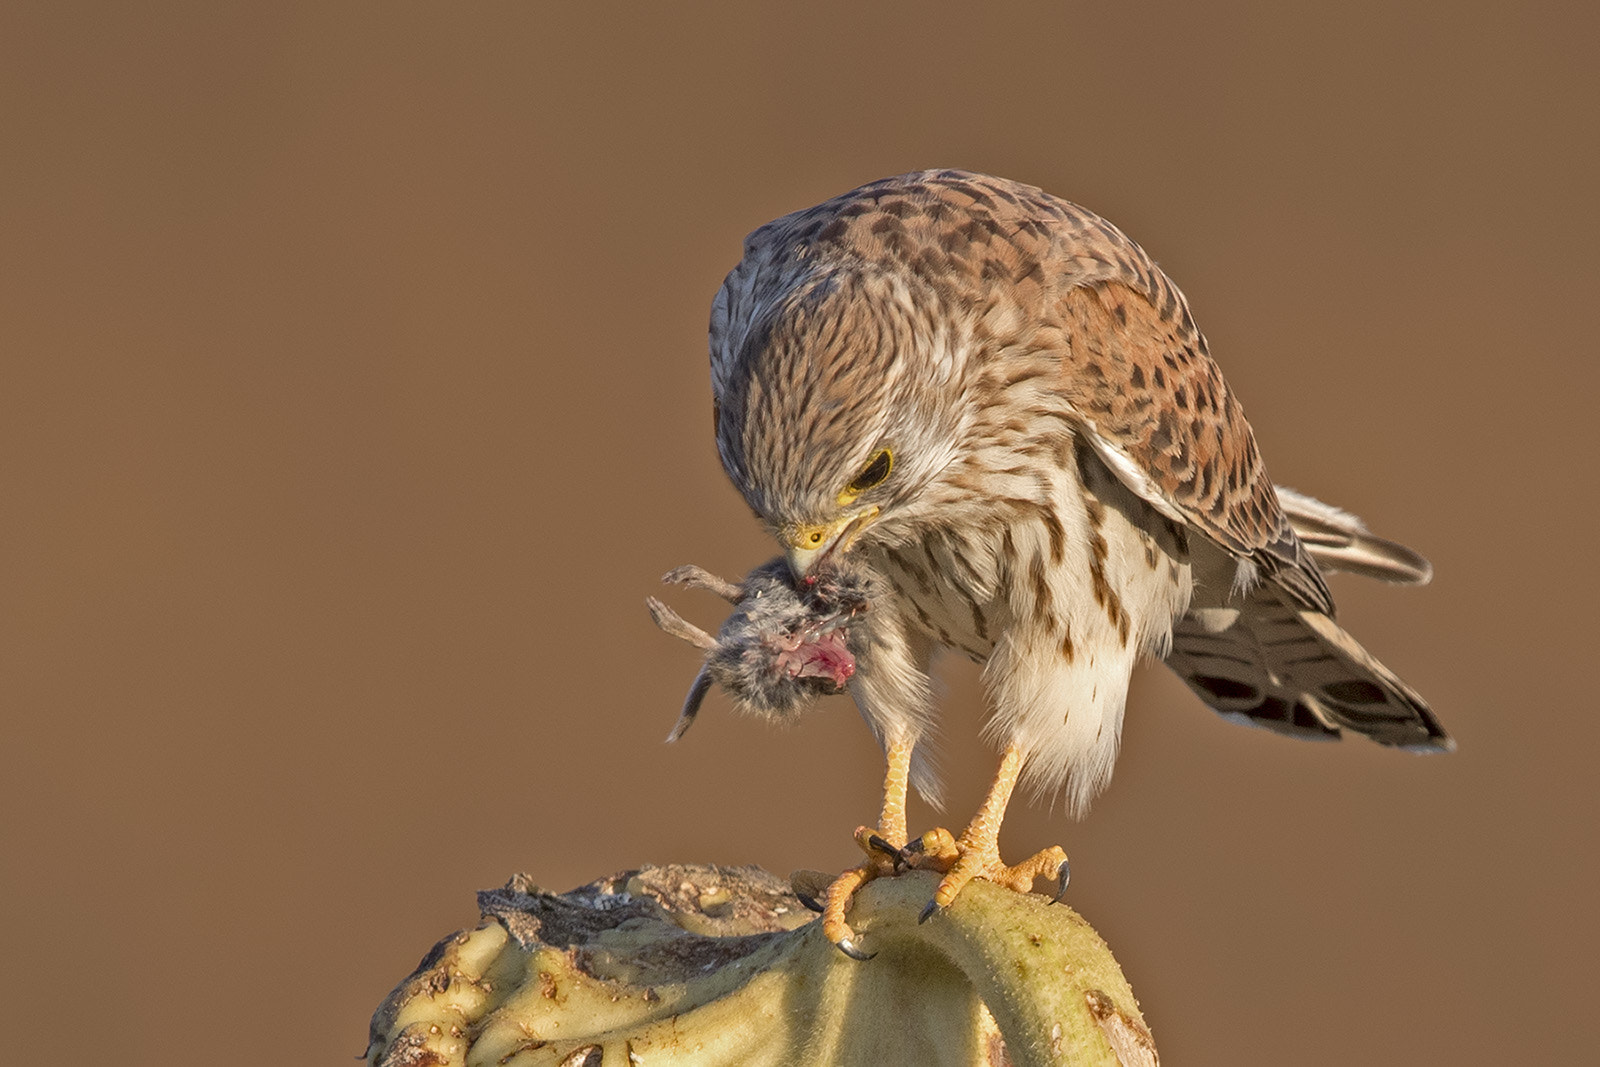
846, 449, 893, 494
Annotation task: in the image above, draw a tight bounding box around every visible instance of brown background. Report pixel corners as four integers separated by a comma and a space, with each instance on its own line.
4, 3, 1595, 1064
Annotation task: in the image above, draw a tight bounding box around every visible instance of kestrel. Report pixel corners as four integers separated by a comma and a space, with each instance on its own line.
691, 169, 1451, 956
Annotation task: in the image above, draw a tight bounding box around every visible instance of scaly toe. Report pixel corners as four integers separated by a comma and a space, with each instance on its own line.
930, 849, 993, 912
820, 862, 880, 958
928, 842, 1072, 912
853, 826, 909, 873
819, 824, 926, 957
865, 833, 910, 873
906, 827, 961, 871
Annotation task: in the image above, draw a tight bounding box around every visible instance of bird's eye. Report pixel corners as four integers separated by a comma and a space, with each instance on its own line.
839, 449, 893, 505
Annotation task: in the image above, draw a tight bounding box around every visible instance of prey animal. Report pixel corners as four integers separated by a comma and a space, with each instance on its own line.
647, 557, 882, 742
656, 169, 1452, 958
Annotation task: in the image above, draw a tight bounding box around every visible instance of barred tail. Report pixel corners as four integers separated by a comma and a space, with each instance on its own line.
1164, 585, 1452, 751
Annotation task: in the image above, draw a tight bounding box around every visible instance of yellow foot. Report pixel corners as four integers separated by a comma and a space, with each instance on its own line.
816, 826, 911, 959
908, 826, 1070, 921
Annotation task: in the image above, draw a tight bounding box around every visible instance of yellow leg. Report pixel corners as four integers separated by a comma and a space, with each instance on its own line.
874, 736, 911, 848
919, 743, 1069, 914
820, 738, 915, 956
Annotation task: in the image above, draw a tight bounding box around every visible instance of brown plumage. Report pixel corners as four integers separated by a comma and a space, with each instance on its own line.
696, 169, 1450, 953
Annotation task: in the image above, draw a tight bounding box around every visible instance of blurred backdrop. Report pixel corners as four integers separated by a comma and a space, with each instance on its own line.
3, 3, 1596, 1064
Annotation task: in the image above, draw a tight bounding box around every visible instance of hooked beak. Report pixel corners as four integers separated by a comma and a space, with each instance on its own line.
784, 507, 879, 581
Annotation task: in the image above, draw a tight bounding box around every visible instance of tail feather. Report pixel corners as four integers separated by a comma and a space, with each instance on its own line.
1164, 586, 1452, 752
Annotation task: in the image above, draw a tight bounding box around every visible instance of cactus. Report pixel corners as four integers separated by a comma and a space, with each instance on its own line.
366, 864, 1156, 1066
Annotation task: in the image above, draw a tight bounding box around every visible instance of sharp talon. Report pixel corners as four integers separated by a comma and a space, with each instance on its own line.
866, 834, 908, 871
835, 938, 876, 961
1052, 859, 1071, 903
918, 899, 941, 925
902, 836, 925, 855
790, 868, 840, 914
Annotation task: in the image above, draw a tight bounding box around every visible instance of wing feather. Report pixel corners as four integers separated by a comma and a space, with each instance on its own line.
1276, 486, 1433, 585
1051, 280, 1334, 614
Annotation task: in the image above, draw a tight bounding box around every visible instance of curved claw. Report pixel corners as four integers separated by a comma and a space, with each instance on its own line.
789, 869, 835, 915
834, 937, 876, 961
917, 898, 941, 925
1051, 859, 1072, 904
866, 834, 910, 872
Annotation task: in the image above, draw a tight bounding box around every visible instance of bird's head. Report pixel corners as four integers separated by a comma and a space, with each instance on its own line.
711, 265, 967, 581
775, 445, 892, 580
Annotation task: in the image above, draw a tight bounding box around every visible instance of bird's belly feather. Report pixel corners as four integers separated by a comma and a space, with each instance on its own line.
865, 468, 1194, 813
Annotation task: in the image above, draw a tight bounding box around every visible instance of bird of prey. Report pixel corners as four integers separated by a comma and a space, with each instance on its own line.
692, 169, 1451, 956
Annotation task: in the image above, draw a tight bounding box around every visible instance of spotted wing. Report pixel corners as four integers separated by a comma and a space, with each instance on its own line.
1051, 278, 1334, 614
